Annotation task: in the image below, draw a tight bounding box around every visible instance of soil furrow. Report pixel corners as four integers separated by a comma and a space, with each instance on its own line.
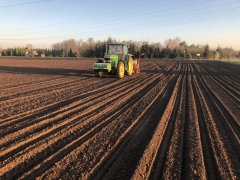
191, 66, 221, 179
198, 64, 240, 125
0, 74, 143, 135
0, 76, 88, 101
37, 77, 173, 179
0, 77, 114, 119
195, 64, 240, 144
33, 64, 178, 179
0, 74, 62, 90
192, 63, 238, 179
87, 63, 182, 180
147, 63, 186, 180
0, 70, 166, 179
0, 74, 150, 152
181, 64, 206, 179
202, 63, 240, 98
197, 63, 240, 121
0, 59, 238, 179
0, 75, 133, 125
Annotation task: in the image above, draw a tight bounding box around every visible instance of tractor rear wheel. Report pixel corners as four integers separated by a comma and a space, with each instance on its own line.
127, 57, 133, 76
117, 61, 125, 78
95, 71, 103, 77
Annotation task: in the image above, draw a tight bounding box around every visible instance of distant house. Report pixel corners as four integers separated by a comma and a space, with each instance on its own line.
25, 49, 30, 56
25, 49, 39, 57
32, 50, 38, 57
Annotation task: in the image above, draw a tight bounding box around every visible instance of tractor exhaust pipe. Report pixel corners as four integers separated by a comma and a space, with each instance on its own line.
105, 43, 108, 55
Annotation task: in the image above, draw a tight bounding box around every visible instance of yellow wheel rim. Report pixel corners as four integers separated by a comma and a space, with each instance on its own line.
128, 57, 133, 75
120, 63, 124, 77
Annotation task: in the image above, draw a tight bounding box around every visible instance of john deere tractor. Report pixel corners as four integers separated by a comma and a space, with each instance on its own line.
93, 43, 133, 78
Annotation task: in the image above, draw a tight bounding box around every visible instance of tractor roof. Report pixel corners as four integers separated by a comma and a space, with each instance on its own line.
108, 43, 128, 46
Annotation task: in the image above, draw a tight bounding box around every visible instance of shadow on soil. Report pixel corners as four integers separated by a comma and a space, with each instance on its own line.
0, 66, 118, 79
0, 65, 93, 77
1, 60, 239, 79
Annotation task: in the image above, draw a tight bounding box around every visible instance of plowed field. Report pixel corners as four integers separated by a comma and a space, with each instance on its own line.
0, 58, 239, 179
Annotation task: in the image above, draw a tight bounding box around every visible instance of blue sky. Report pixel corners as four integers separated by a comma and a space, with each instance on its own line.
0, 0, 240, 49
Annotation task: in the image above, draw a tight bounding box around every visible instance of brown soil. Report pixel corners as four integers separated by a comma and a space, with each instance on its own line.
0, 58, 239, 179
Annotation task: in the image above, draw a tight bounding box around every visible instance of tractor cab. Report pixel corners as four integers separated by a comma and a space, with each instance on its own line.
103, 43, 128, 66
107, 43, 128, 55
93, 43, 134, 78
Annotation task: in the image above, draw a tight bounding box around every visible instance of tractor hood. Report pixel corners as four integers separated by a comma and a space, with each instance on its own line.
104, 54, 118, 60
104, 54, 119, 68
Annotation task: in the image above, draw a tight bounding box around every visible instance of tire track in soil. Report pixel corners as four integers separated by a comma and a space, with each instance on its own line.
132, 63, 186, 180
29, 63, 178, 179
87, 63, 183, 180
148, 62, 206, 180
152, 63, 187, 180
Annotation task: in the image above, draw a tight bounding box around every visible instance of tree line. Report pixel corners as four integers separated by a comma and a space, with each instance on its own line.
0, 37, 239, 60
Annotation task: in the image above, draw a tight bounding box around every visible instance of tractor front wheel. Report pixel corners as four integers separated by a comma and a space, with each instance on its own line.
117, 61, 125, 78
95, 71, 103, 77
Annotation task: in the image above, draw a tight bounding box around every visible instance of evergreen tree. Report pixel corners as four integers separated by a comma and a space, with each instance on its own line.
203, 45, 211, 59
68, 48, 76, 57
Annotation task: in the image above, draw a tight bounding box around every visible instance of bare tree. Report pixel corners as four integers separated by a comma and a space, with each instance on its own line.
25, 44, 33, 50
52, 39, 78, 56
164, 37, 181, 49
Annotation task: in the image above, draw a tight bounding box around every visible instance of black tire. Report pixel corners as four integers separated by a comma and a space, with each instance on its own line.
95, 71, 103, 77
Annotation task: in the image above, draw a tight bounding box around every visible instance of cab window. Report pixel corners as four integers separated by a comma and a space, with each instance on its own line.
123, 45, 128, 54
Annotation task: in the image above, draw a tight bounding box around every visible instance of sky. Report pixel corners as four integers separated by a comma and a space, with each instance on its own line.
0, 0, 240, 50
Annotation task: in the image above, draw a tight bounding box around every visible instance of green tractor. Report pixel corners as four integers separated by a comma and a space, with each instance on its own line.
93, 43, 133, 78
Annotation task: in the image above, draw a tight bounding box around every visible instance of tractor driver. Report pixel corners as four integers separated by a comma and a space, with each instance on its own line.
109, 46, 114, 54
